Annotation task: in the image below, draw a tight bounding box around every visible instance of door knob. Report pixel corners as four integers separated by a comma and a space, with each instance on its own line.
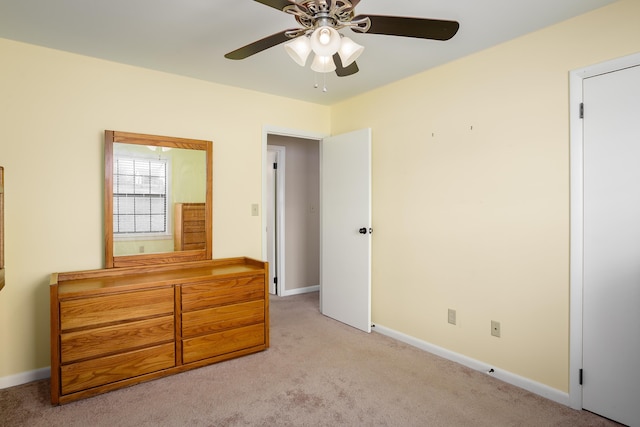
359, 228, 367, 234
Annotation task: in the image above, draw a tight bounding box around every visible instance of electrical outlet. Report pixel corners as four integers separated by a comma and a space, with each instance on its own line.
251, 203, 259, 216
448, 309, 456, 325
491, 320, 501, 337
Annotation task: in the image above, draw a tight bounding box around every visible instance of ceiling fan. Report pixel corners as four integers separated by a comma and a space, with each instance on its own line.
225, 0, 460, 77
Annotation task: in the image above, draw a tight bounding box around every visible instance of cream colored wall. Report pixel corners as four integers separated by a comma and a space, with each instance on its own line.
0, 38, 329, 378
332, 0, 640, 392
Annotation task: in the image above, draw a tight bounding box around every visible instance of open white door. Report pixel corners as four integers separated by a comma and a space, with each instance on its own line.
320, 128, 372, 333
582, 64, 640, 426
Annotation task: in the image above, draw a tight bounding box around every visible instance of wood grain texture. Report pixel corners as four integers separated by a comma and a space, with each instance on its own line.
181, 276, 264, 311
182, 300, 264, 338
61, 343, 175, 394
174, 203, 206, 251
51, 258, 269, 404
54, 258, 264, 296
61, 316, 174, 363
182, 324, 265, 364
104, 135, 114, 268
104, 130, 213, 268
60, 287, 174, 331
264, 262, 270, 349
50, 281, 61, 404
112, 131, 210, 149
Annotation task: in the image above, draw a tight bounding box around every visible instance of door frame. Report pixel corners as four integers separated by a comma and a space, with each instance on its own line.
266, 145, 286, 296
261, 125, 326, 295
569, 51, 640, 410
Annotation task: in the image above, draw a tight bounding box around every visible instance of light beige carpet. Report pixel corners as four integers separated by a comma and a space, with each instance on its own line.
0, 292, 620, 426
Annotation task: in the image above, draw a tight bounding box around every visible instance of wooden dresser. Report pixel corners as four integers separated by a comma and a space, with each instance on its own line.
174, 203, 206, 251
50, 257, 268, 404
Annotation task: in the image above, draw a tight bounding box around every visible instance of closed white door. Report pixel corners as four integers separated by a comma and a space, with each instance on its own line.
583, 64, 640, 426
320, 128, 372, 333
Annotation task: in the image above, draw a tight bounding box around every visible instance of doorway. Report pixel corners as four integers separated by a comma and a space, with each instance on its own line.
570, 53, 640, 426
263, 127, 322, 297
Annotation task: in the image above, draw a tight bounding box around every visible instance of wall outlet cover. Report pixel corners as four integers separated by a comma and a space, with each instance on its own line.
491, 320, 501, 337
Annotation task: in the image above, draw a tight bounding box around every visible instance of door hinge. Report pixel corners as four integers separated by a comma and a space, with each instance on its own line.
579, 103, 584, 119
274, 276, 278, 285
273, 162, 278, 170
579, 369, 583, 385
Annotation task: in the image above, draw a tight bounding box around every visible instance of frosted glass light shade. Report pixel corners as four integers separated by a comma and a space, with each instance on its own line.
284, 36, 312, 66
311, 54, 336, 73
310, 26, 341, 56
338, 37, 364, 67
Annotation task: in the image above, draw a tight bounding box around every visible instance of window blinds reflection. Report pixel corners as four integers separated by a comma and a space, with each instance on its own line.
113, 156, 168, 234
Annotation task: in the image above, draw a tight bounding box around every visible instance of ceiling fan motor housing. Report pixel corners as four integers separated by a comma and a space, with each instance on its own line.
285, 0, 358, 32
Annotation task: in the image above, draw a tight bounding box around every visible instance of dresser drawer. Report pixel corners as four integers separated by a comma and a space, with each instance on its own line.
182, 300, 264, 338
60, 343, 175, 394
182, 323, 265, 364
182, 205, 205, 221
182, 231, 206, 250
181, 276, 264, 311
61, 316, 175, 364
60, 287, 174, 331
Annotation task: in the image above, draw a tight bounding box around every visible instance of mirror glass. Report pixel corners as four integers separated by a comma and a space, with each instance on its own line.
105, 131, 212, 268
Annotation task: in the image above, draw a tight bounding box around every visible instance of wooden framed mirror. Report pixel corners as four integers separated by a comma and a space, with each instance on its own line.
105, 131, 212, 268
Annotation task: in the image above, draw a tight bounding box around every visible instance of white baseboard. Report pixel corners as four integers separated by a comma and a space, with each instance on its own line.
282, 285, 319, 297
0, 367, 50, 389
372, 323, 570, 407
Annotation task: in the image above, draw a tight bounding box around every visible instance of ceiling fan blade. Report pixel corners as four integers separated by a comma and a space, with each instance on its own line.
353, 15, 459, 41
252, 0, 293, 11
333, 53, 359, 77
225, 31, 292, 60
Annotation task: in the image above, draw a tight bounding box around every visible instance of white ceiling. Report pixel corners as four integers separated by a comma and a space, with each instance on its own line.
0, 0, 617, 105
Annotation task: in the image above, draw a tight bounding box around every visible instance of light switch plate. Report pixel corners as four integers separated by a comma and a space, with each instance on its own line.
448, 309, 456, 325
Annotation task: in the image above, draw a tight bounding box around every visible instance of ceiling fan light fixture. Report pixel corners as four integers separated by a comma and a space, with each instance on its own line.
310, 54, 336, 73
310, 26, 341, 56
284, 35, 312, 66
224, 1, 460, 80
337, 37, 364, 67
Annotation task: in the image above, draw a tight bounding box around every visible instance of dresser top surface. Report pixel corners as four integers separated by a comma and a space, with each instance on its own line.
52, 258, 266, 297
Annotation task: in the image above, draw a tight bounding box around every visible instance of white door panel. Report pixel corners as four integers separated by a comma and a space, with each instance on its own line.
320, 128, 372, 333
583, 64, 640, 426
